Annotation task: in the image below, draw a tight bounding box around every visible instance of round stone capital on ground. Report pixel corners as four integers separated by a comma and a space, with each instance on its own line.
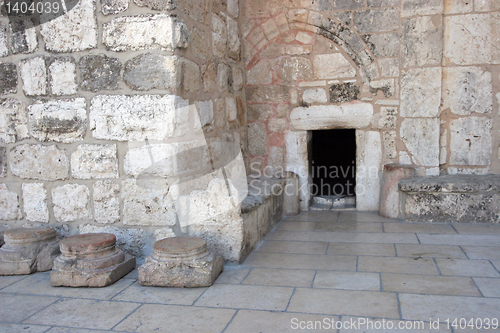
4, 227, 57, 245
60, 233, 116, 257
153, 236, 208, 260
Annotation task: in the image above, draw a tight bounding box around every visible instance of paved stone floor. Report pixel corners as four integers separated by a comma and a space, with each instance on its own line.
1, 211, 500, 332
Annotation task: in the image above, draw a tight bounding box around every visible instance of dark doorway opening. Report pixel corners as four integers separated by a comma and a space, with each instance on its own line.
311, 129, 356, 197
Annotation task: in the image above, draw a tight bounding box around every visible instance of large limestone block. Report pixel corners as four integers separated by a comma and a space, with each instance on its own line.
139, 237, 223, 287
401, 0, 443, 17
71, 144, 119, 179
442, 67, 492, 115
79, 55, 122, 92
379, 164, 415, 219
356, 131, 382, 211
22, 183, 49, 223
124, 54, 181, 91
51, 233, 135, 287
103, 14, 188, 52
48, 57, 77, 96
400, 118, 440, 167
401, 16, 443, 68
9, 144, 69, 181
450, 117, 492, 166
0, 98, 28, 144
93, 181, 120, 224
313, 53, 356, 80
401, 67, 441, 118
52, 184, 91, 222
19, 57, 47, 96
0, 62, 17, 95
290, 102, 373, 130
0, 184, 21, 220
285, 130, 309, 211
444, 13, 500, 65
0, 227, 60, 275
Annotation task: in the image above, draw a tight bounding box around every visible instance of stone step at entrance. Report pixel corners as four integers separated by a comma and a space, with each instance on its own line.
50, 233, 135, 287
310, 195, 356, 211
139, 236, 223, 288
0, 227, 60, 275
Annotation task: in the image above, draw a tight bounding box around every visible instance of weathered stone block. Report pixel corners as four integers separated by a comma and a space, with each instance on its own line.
231, 67, 244, 91
122, 179, 176, 227
0, 62, 17, 95
401, 67, 441, 118
194, 100, 214, 129
400, 118, 440, 167
134, 0, 174, 10
450, 117, 492, 166
333, 0, 364, 10
246, 86, 289, 103
291, 102, 373, 130
28, 98, 87, 143
361, 33, 399, 58
217, 63, 229, 92
379, 164, 414, 219
90, 94, 189, 141
139, 237, 224, 287
0, 184, 21, 220
248, 104, 272, 122
330, 82, 360, 103
378, 106, 398, 129
227, 0, 239, 18
9, 19, 37, 54
0, 23, 8, 57
52, 184, 91, 222
227, 16, 240, 61
0, 228, 60, 275
0, 98, 28, 144
303, 88, 327, 104
280, 57, 313, 83
190, 27, 209, 60
51, 233, 135, 287
71, 144, 118, 179
182, 58, 200, 92
101, 0, 129, 14
47, 57, 77, 96
79, 55, 121, 92
356, 131, 382, 211
212, 14, 227, 58
93, 181, 120, 224
402, 16, 443, 68
103, 14, 188, 52
248, 122, 267, 155
401, 0, 443, 17
22, 183, 49, 223
475, 0, 500, 11
444, 13, 500, 65
369, 79, 395, 98
378, 58, 399, 78
353, 8, 399, 33
442, 66, 492, 115
0, 147, 6, 178
247, 61, 272, 85
124, 54, 180, 91
40, 0, 97, 52
19, 57, 47, 96
269, 118, 287, 132
313, 53, 355, 80
226, 97, 237, 122
10, 144, 69, 181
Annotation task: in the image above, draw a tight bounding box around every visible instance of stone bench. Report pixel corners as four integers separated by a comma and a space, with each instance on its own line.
398, 174, 500, 223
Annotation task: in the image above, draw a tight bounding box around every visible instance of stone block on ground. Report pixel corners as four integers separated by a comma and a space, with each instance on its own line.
50, 233, 135, 287
139, 237, 223, 287
0, 227, 60, 275
379, 164, 415, 219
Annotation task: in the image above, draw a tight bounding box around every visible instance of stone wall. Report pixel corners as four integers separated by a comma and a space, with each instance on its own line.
243, 0, 500, 210
0, 0, 249, 261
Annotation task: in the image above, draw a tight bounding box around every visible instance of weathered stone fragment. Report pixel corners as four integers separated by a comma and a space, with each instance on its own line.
103, 14, 188, 51
313, 54, 356, 80
402, 16, 443, 68
0, 98, 28, 143
353, 8, 399, 33
101, 0, 129, 14
79, 55, 121, 92
40, 0, 98, 52
0, 62, 17, 95
22, 183, 49, 223
442, 67, 492, 115
124, 54, 180, 91
401, 67, 441, 118
9, 144, 69, 181
226, 96, 237, 122
450, 117, 492, 166
51, 233, 135, 287
19, 57, 47, 96
0, 184, 21, 220
52, 184, 91, 222
9, 19, 37, 54
330, 82, 360, 103
134, 0, 174, 10
0, 227, 60, 275
122, 179, 176, 227
194, 100, 214, 129
90, 95, 189, 141
227, 17, 240, 61
383, 131, 397, 159
248, 122, 267, 155
28, 98, 86, 143
93, 181, 120, 224
379, 164, 414, 219
71, 144, 118, 179
280, 57, 313, 83
378, 106, 397, 129
291, 102, 373, 130
0, 23, 8, 57
139, 237, 223, 287
400, 118, 440, 167
227, 0, 239, 18
47, 57, 77, 96
444, 13, 500, 65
